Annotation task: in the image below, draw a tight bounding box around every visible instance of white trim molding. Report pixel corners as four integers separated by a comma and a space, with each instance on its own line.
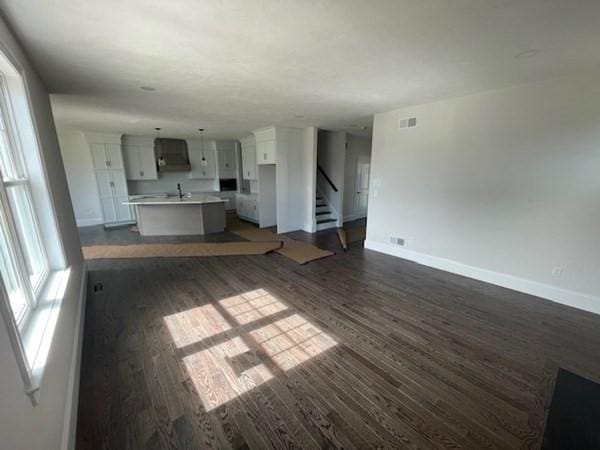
365, 240, 600, 316
60, 264, 88, 450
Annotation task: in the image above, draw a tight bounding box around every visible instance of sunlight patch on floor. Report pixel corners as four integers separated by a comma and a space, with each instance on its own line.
183, 336, 274, 411
164, 303, 231, 348
219, 289, 288, 325
249, 313, 337, 370
165, 289, 336, 411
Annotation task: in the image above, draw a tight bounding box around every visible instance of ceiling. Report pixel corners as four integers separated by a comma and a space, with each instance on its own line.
1, 0, 600, 139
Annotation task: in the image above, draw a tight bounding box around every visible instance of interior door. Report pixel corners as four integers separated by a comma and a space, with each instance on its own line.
353, 156, 371, 215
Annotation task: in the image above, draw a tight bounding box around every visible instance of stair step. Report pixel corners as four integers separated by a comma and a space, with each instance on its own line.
315, 211, 331, 216
317, 218, 337, 225
316, 201, 327, 207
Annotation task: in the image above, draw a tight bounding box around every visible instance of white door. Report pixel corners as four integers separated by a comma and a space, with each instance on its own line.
353, 156, 371, 215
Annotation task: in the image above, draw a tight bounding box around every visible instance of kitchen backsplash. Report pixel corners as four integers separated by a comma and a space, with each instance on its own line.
127, 172, 219, 195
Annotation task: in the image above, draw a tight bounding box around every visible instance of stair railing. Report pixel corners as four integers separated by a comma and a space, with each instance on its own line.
317, 165, 338, 192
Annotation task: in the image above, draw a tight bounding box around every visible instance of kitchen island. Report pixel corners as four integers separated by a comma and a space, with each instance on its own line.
124, 194, 227, 236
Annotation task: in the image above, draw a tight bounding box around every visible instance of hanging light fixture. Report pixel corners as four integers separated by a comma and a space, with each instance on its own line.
156, 127, 166, 167
199, 128, 207, 167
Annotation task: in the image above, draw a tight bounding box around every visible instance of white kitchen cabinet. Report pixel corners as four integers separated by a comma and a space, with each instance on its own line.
188, 140, 216, 179
219, 191, 236, 211
87, 138, 134, 225
123, 145, 157, 180
236, 193, 259, 223
94, 169, 133, 224
256, 140, 276, 165
240, 136, 257, 180
217, 145, 237, 179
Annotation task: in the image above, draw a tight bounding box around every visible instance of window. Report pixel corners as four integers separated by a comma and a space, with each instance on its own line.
0, 50, 69, 406
0, 75, 49, 328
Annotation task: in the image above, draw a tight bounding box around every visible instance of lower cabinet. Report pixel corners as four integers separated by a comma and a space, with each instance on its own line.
218, 191, 236, 211
236, 193, 259, 224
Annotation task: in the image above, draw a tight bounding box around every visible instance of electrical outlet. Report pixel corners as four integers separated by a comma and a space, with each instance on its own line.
389, 236, 405, 246
552, 267, 563, 277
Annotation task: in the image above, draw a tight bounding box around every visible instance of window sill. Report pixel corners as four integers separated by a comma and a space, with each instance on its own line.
21, 267, 71, 404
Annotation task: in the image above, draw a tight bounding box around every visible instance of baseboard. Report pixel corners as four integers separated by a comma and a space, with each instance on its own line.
76, 218, 103, 227
302, 221, 316, 233
364, 240, 600, 316
343, 212, 367, 223
60, 264, 88, 450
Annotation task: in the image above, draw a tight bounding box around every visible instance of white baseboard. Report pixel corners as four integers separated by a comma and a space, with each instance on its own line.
302, 221, 316, 233
60, 264, 88, 450
365, 240, 600, 316
76, 217, 103, 227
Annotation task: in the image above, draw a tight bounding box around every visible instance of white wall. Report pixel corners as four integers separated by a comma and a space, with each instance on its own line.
366, 70, 600, 314
317, 130, 346, 226
0, 16, 85, 450
274, 126, 316, 233
343, 134, 372, 221
57, 128, 103, 226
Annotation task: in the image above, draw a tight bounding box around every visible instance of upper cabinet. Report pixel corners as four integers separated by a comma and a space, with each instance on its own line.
121, 136, 158, 181
91, 143, 124, 170
253, 127, 277, 165
240, 135, 257, 180
216, 141, 237, 178
188, 139, 217, 179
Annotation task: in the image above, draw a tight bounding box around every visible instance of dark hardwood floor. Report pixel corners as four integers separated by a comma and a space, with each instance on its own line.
76, 224, 600, 449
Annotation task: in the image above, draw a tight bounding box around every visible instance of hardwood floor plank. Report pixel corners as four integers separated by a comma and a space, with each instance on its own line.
75, 226, 600, 449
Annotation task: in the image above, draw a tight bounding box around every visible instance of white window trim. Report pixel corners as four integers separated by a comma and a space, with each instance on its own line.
0, 44, 70, 406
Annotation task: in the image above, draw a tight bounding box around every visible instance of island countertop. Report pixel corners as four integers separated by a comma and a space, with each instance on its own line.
124, 194, 227, 206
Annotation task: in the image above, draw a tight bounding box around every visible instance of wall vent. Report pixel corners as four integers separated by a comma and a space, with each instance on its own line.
389, 236, 405, 246
399, 117, 417, 129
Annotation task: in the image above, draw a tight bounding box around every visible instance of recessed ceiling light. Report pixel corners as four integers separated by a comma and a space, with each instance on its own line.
294, 114, 305, 119
515, 49, 540, 60
140, 86, 156, 91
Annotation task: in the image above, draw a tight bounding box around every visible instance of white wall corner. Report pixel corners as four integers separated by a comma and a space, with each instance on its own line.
60, 265, 88, 450
364, 240, 600, 317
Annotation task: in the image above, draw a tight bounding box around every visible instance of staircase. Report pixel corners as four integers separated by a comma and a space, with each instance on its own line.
315, 191, 338, 231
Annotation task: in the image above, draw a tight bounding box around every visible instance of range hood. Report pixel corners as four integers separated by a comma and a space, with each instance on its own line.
155, 138, 191, 172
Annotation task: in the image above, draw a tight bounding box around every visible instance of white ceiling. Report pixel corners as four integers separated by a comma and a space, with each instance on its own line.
2, 0, 600, 139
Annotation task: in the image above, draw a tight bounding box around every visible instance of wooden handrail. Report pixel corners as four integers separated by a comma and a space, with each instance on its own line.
317, 165, 338, 192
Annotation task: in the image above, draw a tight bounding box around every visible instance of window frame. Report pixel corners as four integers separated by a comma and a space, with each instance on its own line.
0, 74, 50, 330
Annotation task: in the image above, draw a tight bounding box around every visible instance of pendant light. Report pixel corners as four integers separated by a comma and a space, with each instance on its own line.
199, 128, 207, 167
156, 127, 166, 167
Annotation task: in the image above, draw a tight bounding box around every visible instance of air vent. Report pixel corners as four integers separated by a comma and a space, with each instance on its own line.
389, 236, 405, 246
399, 117, 417, 129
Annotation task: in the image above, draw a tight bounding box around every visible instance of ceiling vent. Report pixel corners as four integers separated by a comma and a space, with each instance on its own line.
399, 117, 417, 129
